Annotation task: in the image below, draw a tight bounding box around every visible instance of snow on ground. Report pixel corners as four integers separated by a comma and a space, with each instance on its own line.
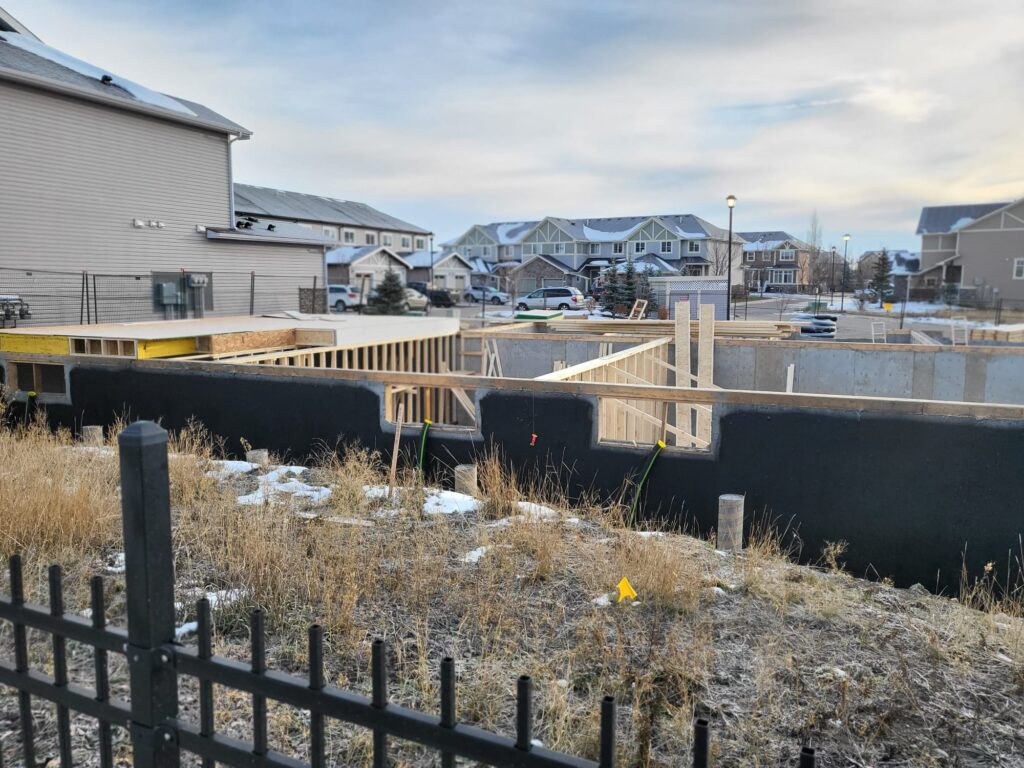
236, 465, 332, 506
462, 546, 491, 564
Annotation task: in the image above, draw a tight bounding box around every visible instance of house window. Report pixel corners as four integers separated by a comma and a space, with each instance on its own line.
382, 234, 393, 246
779, 249, 795, 261
1015, 259, 1024, 279
590, 243, 601, 255
553, 243, 565, 254
688, 241, 700, 253
415, 238, 425, 249
366, 233, 376, 245
633, 241, 645, 253
660, 241, 672, 253
401, 236, 411, 248
343, 231, 355, 244
483, 246, 491, 256
323, 227, 337, 239
745, 251, 755, 262
613, 243, 624, 255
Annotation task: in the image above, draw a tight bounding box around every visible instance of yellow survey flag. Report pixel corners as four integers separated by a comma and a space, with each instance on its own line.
617, 577, 637, 603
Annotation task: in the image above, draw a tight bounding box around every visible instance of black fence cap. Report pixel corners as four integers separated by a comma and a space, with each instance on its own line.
118, 421, 168, 447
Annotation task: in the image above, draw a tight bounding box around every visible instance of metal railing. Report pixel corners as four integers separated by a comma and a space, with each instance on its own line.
0, 422, 819, 767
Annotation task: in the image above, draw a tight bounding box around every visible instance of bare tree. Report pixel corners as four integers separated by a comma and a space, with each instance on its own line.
804, 211, 827, 291
706, 240, 731, 276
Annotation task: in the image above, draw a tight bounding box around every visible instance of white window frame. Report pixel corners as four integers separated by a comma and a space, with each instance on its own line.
415, 238, 425, 249
660, 241, 672, 254
589, 243, 601, 255
524, 243, 537, 255
688, 241, 701, 254
382, 234, 393, 246
401, 236, 411, 248
323, 227, 337, 239
779, 249, 796, 262
745, 251, 755, 262
633, 241, 645, 254
613, 243, 624, 255
365, 233, 376, 245
1014, 259, 1024, 279
343, 230, 355, 244
553, 243, 565, 254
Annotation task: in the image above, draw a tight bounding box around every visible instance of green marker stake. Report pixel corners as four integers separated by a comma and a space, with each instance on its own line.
418, 418, 432, 480
629, 439, 665, 524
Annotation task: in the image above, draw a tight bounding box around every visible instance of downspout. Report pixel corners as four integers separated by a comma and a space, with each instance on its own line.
227, 136, 238, 227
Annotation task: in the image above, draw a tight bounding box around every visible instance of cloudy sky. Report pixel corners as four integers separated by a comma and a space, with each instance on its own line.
7, 0, 1023, 251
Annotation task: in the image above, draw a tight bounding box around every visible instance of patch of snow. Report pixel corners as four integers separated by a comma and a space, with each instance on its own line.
462, 545, 491, 564
564, 517, 581, 526
424, 490, 479, 515
323, 516, 375, 528
0, 32, 196, 116
949, 216, 976, 232
175, 621, 199, 639
207, 460, 258, 478
106, 553, 126, 574
177, 588, 245, 611
72, 445, 115, 455
636, 531, 665, 539
591, 593, 612, 607
711, 586, 727, 598
583, 223, 640, 241
237, 465, 331, 506
516, 501, 558, 520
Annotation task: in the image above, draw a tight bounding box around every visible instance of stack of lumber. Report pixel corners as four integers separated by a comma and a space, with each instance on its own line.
544, 318, 799, 339
971, 326, 1024, 343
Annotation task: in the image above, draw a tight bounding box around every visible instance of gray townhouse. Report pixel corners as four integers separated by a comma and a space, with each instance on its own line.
0, 8, 331, 324
737, 231, 816, 291
912, 199, 1024, 302
233, 184, 432, 256
448, 214, 743, 295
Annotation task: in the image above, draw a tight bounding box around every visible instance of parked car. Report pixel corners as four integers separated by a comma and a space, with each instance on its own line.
403, 287, 429, 312
427, 289, 454, 307
463, 286, 510, 304
328, 284, 361, 312
407, 281, 429, 295
516, 286, 585, 311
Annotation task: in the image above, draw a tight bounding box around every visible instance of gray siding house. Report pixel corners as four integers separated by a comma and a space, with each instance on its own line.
234, 185, 432, 256
448, 214, 743, 294
914, 199, 1024, 302
738, 231, 815, 291
0, 10, 326, 324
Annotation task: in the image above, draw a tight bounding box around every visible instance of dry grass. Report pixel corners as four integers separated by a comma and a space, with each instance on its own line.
1, 413, 1023, 766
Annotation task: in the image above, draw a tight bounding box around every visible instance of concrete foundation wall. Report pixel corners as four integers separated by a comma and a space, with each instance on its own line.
22, 362, 1024, 592
714, 340, 1024, 404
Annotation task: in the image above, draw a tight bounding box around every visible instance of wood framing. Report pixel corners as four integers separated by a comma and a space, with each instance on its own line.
674, 300, 692, 448
696, 303, 715, 442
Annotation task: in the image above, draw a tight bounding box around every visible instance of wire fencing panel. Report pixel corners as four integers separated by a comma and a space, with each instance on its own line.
252, 274, 319, 315
0, 267, 88, 326
91, 273, 156, 324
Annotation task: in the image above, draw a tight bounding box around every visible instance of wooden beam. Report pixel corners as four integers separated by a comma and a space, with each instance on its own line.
696, 304, 715, 442
536, 337, 671, 381
675, 300, 692, 448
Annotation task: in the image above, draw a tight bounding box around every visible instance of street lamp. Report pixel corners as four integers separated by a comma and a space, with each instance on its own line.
726, 195, 736, 320
829, 245, 837, 307
840, 234, 850, 311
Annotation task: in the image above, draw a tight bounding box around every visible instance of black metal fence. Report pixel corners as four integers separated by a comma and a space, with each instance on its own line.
0, 423, 819, 767
0, 268, 320, 327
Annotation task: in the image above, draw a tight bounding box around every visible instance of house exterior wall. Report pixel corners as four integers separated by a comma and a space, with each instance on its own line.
407, 261, 471, 291
956, 228, 1024, 300
0, 79, 322, 322
919, 234, 957, 272
255, 217, 425, 254
511, 259, 584, 294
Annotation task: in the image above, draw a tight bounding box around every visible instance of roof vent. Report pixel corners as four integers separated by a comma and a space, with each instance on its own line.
100, 74, 113, 85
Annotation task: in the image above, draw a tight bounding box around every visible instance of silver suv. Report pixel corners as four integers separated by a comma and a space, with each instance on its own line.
516, 286, 584, 311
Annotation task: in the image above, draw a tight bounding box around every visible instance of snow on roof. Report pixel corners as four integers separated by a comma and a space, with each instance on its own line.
738, 231, 810, 252
0, 31, 194, 115
404, 249, 470, 269
606, 256, 678, 274
915, 202, 1010, 235
464, 213, 732, 246
325, 246, 411, 268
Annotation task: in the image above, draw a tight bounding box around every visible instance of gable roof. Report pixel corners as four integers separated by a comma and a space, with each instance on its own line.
0, 30, 249, 136
325, 245, 412, 269
916, 202, 1011, 235
404, 249, 472, 270
737, 231, 812, 252
235, 184, 430, 235
478, 221, 539, 245
512, 254, 576, 274
543, 214, 733, 243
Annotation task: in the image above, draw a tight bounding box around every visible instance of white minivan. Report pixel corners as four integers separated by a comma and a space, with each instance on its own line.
516, 286, 584, 311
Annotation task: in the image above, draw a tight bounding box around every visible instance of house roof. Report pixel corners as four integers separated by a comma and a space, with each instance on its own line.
477, 222, 539, 245
404, 249, 472, 270
324, 245, 412, 269
543, 214, 733, 243
205, 217, 336, 247
915, 202, 1011, 235
235, 184, 430, 235
512, 254, 575, 274
737, 231, 812, 252
0, 30, 250, 136
607, 255, 678, 275
467, 256, 495, 274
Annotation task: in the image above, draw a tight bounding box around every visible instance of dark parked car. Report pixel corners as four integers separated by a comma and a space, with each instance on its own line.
427, 289, 454, 307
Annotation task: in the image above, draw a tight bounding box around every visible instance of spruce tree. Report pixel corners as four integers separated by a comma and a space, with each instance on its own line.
639, 267, 658, 318
871, 249, 893, 307
601, 268, 620, 313
369, 269, 408, 315
620, 257, 638, 311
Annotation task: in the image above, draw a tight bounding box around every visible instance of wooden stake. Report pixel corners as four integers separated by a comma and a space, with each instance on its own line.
785, 363, 795, 393
696, 303, 715, 443
387, 403, 405, 500
674, 300, 692, 447
718, 493, 744, 552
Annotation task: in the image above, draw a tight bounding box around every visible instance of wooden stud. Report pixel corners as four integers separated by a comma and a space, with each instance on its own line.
697, 303, 715, 444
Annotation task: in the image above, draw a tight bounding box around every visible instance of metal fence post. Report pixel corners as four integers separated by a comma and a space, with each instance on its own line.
119, 421, 180, 768
250, 272, 256, 315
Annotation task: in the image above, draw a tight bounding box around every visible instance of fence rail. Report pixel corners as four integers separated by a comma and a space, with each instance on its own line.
0, 422, 819, 767
0, 267, 320, 327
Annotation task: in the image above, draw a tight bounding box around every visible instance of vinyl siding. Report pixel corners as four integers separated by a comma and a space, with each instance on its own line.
0, 79, 323, 322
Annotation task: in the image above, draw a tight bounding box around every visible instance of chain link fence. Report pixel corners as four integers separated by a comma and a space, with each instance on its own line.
0, 267, 321, 327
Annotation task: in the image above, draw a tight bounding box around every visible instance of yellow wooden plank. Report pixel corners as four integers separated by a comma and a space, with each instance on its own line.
137, 337, 197, 360
0, 334, 70, 355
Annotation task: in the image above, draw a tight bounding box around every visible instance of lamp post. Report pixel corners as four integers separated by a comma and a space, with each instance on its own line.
428, 235, 434, 289
726, 195, 736, 320
829, 245, 837, 308
840, 234, 850, 311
